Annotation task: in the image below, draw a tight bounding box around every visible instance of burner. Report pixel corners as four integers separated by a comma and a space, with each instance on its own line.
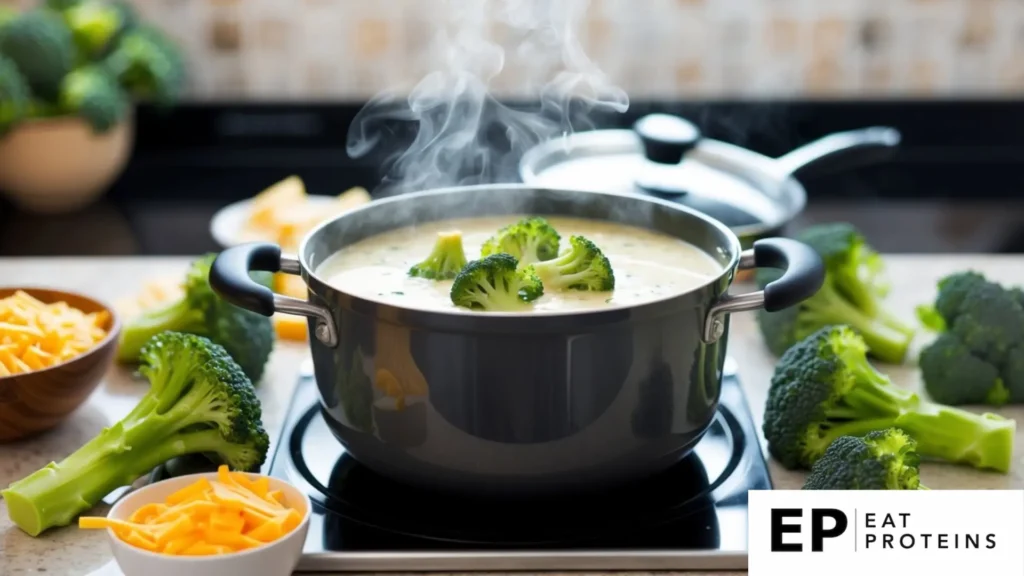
289, 400, 737, 547
154, 361, 771, 571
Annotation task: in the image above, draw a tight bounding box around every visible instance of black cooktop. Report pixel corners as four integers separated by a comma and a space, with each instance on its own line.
262, 360, 770, 572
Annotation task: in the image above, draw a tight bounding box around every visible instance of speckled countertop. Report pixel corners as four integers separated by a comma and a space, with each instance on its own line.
2, 256, 1024, 576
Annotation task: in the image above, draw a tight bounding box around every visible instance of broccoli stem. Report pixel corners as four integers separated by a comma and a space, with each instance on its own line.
807, 284, 912, 363
823, 367, 1015, 473
116, 297, 204, 362
1, 416, 235, 537
893, 405, 1015, 473
876, 309, 917, 338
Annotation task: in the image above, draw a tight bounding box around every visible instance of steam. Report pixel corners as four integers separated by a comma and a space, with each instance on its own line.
346, 0, 629, 197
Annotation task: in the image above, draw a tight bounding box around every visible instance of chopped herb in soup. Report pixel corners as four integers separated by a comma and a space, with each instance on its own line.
316, 216, 722, 313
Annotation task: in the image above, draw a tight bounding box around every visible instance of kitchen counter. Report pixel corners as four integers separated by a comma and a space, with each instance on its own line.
1, 255, 1023, 576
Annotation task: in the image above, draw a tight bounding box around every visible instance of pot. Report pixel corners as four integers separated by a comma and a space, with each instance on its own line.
209, 184, 824, 496
519, 114, 901, 249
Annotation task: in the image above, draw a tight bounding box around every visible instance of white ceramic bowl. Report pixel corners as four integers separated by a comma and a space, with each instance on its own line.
104, 472, 311, 576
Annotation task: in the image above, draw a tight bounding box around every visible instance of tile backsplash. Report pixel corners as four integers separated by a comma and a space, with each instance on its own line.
6, 0, 1024, 100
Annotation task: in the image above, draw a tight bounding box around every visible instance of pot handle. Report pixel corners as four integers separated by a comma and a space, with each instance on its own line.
209, 242, 338, 347
703, 238, 823, 344
774, 127, 901, 180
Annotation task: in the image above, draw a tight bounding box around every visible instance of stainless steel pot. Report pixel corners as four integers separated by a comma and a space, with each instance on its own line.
519, 114, 901, 248
209, 184, 823, 496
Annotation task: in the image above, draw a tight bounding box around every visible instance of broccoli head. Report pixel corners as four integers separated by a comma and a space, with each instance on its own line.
62, 0, 128, 57
104, 24, 184, 104
756, 223, 914, 363
408, 230, 468, 280
480, 216, 560, 266
117, 254, 275, 382
529, 235, 615, 292
2, 332, 269, 536
450, 253, 544, 311
919, 332, 1009, 406
0, 9, 75, 100
59, 65, 129, 132
0, 54, 29, 135
764, 325, 1014, 473
803, 428, 925, 490
917, 271, 1024, 405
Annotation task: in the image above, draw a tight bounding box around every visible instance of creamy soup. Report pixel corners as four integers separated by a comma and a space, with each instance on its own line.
316, 215, 722, 313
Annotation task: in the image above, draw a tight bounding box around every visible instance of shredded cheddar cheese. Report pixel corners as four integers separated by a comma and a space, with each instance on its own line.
78, 466, 304, 556
0, 291, 110, 376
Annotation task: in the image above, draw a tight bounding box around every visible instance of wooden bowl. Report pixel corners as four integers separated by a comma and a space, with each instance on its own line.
0, 288, 121, 442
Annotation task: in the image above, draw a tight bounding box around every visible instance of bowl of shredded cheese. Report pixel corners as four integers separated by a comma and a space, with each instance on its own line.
81, 466, 311, 576
0, 287, 120, 441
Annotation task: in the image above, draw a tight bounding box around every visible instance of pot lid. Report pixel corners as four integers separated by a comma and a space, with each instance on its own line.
519, 113, 803, 236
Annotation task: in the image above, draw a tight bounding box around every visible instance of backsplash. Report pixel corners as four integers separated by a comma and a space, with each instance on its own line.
4, 0, 1022, 100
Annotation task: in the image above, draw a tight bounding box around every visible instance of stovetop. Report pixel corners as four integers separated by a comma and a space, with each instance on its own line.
262, 359, 770, 572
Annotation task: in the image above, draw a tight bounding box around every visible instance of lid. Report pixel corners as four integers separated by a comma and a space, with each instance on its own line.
519, 113, 804, 237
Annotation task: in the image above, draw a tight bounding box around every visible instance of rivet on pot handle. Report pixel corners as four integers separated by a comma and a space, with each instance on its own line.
702, 238, 824, 344
209, 242, 339, 347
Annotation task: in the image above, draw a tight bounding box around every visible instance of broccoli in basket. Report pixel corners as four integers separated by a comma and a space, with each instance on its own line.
2, 332, 270, 536
408, 231, 468, 280
756, 223, 915, 364
450, 253, 543, 311
480, 216, 561, 266
0, 9, 75, 99
529, 235, 615, 292
917, 271, 1024, 406
803, 428, 926, 490
116, 254, 274, 382
763, 325, 1014, 473
58, 65, 128, 132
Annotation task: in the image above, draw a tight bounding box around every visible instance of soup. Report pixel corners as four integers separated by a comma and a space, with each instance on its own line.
316, 215, 722, 313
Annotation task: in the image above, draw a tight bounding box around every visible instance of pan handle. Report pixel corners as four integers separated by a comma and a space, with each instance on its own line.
209, 242, 338, 347
703, 238, 823, 344
774, 127, 901, 180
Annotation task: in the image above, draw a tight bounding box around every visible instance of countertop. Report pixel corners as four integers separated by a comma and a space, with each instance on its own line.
2, 255, 1024, 576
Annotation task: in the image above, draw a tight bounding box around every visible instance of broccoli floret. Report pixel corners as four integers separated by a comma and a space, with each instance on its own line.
104, 24, 184, 104
917, 271, 1024, 405
0, 54, 29, 134
450, 253, 544, 311
757, 223, 914, 363
920, 332, 1009, 405
803, 428, 926, 490
408, 230, 468, 280
58, 65, 128, 132
1, 332, 269, 536
480, 216, 560, 266
63, 0, 127, 57
764, 325, 1014, 473
117, 254, 275, 382
0, 9, 74, 99
933, 271, 988, 322
529, 235, 614, 292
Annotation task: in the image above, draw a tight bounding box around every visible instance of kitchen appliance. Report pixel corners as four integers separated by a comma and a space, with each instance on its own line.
519, 114, 901, 247
259, 357, 768, 572
209, 184, 823, 495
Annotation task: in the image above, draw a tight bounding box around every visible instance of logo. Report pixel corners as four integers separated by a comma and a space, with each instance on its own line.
770, 507, 847, 552
749, 490, 1024, 576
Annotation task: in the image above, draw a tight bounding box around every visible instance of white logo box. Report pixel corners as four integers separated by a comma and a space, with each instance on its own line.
749, 490, 1024, 576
